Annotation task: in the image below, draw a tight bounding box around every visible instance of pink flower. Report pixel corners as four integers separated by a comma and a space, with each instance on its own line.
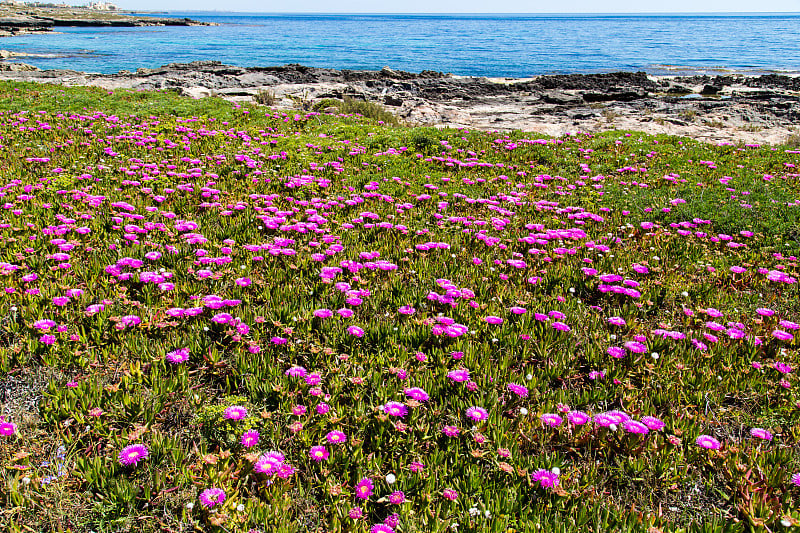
388, 490, 405, 504
326, 430, 347, 444
383, 401, 408, 417
118, 444, 148, 466
355, 478, 374, 500
442, 488, 458, 501
485, 316, 503, 325
749, 428, 772, 441
567, 410, 591, 425
624, 341, 647, 353
623, 420, 649, 434
607, 346, 626, 358
0, 421, 17, 436
347, 326, 365, 337
442, 425, 460, 437
531, 469, 560, 489
223, 405, 247, 421
447, 368, 470, 383
199, 488, 226, 509
309, 445, 329, 461
540, 413, 563, 427
241, 429, 260, 448
507, 383, 528, 397
166, 348, 190, 364
696, 435, 721, 449
465, 406, 488, 422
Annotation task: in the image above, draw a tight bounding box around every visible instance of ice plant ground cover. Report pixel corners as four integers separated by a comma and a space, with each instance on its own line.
0, 81, 799, 532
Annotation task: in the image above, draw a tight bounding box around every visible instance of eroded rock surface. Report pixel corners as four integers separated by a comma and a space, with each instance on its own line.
0, 61, 797, 144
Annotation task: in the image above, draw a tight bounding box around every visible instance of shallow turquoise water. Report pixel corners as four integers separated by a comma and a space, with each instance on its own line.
3, 12, 800, 77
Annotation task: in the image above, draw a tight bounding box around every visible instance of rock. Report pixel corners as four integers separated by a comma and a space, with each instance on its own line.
179, 86, 212, 99
541, 90, 583, 105
582, 90, 648, 102
384, 95, 403, 106
701, 85, 721, 95
0, 62, 39, 72
0, 61, 795, 144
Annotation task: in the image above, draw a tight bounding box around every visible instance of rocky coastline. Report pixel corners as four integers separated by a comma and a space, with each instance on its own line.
1, 60, 798, 145
0, 6, 213, 36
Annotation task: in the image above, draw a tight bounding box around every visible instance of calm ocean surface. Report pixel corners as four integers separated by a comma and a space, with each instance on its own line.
3, 13, 800, 77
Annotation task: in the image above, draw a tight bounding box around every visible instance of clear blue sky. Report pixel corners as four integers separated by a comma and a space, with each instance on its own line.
115, 0, 800, 13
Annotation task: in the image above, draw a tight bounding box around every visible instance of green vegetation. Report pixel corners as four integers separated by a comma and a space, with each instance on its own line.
0, 80, 798, 532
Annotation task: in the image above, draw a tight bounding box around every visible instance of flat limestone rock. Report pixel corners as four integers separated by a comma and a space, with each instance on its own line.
0, 61, 797, 144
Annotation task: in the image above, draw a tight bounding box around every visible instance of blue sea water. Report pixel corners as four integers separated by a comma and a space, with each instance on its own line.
2, 12, 800, 77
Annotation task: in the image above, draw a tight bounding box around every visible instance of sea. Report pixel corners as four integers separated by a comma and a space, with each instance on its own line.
2, 12, 800, 77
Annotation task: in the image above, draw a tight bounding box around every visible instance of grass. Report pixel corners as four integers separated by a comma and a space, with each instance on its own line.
0, 80, 798, 532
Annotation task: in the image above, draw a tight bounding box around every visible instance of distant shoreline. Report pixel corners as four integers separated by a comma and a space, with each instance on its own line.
0, 5, 213, 37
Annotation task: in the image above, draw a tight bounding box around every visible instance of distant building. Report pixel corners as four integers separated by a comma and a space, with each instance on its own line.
87, 1, 117, 9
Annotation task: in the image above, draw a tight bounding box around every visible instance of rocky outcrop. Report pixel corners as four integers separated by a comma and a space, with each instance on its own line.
0, 6, 211, 34
0, 61, 797, 145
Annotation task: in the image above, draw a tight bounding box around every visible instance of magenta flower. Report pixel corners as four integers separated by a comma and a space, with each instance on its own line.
485, 315, 503, 325
531, 469, 560, 489
640, 416, 665, 431
540, 413, 563, 427
199, 488, 226, 509
447, 368, 470, 383
326, 430, 347, 444
507, 383, 529, 397
39, 334, 56, 345
235, 277, 252, 287
286, 366, 307, 377
398, 305, 416, 315
442, 425, 460, 437
567, 410, 591, 425
371, 524, 394, 533
313, 308, 333, 318
309, 445, 329, 461
623, 420, 649, 435
552, 321, 571, 332
749, 428, 773, 441
165, 348, 190, 364
0, 421, 17, 436
465, 406, 489, 422
223, 405, 247, 421
347, 326, 365, 337
607, 346, 626, 358
624, 341, 647, 353
404, 387, 429, 402
792, 473, 800, 486
772, 329, 794, 342
355, 477, 374, 499
383, 401, 408, 417
442, 488, 458, 501
241, 429, 260, 448
696, 435, 722, 449
388, 490, 405, 504
118, 444, 148, 466
254, 451, 286, 475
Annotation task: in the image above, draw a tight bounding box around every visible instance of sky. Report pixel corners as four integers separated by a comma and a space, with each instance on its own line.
115, 0, 800, 13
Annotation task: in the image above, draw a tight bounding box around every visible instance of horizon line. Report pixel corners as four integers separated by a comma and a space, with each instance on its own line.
136, 10, 800, 15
